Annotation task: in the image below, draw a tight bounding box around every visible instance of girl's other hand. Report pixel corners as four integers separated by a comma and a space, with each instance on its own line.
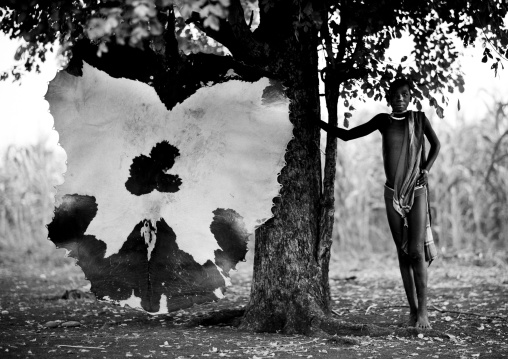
417, 170, 428, 187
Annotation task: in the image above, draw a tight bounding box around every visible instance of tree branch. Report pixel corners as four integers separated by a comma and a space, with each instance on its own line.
335, 4, 348, 64
350, 27, 367, 64
67, 38, 163, 84
322, 3, 336, 70
186, 13, 239, 55
316, 22, 367, 282
187, 0, 270, 66
317, 4, 339, 304
68, 38, 266, 111
160, 7, 182, 70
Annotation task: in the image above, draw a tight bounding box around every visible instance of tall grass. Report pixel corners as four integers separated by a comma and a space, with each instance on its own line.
431, 101, 508, 255
333, 100, 508, 261
0, 142, 70, 266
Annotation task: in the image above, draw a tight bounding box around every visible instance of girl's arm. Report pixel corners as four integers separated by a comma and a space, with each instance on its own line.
316, 114, 382, 141
422, 116, 441, 172
417, 116, 441, 187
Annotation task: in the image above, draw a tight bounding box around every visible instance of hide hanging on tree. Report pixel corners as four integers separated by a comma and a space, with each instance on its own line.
46, 63, 293, 314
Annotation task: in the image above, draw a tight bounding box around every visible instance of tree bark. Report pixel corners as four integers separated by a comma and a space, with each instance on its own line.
318, 84, 340, 305
240, 17, 327, 334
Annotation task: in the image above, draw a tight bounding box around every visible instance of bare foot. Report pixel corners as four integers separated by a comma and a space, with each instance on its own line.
416, 312, 432, 329
407, 312, 418, 327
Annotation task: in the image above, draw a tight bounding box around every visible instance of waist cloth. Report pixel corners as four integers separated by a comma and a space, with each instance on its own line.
384, 184, 438, 264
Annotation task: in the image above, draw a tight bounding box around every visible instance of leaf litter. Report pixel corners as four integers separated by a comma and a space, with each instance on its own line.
0, 254, 507, 358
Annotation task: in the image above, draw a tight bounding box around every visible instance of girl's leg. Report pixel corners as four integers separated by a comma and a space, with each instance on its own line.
384, 195, 418, 326
407, 190, 431, 329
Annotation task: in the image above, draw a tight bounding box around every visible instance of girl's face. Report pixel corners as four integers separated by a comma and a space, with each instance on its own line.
389, 85, 411, 113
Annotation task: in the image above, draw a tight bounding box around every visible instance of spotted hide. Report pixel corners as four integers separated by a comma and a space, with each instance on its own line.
46, 63, 292, 314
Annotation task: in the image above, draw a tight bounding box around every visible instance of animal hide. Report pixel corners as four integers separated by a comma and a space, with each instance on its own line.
46, 63, 293, 314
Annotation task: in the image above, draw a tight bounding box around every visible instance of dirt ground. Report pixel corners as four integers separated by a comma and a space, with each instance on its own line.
1, 251, 507, 359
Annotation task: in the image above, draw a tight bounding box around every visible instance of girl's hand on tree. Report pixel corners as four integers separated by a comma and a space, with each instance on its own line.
417, 170, 428, 187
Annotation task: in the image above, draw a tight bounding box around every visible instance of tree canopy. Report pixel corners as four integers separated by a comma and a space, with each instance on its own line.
2, 0, 507, 118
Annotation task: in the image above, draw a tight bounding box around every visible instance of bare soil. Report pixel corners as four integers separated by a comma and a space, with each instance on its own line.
1, 251, 507, 358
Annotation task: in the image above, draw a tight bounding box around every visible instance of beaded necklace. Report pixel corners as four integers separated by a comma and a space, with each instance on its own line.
390, 110, 409, 121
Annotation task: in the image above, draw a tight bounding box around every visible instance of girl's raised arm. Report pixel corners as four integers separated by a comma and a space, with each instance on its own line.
316, 114, 383, 141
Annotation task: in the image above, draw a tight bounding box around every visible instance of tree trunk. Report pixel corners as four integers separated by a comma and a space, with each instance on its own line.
240, 24, 328, 334
318, 84, 341, 304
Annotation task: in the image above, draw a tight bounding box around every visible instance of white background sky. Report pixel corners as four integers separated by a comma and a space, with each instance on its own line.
0, 31, 507, 158
0, 34, 60, 156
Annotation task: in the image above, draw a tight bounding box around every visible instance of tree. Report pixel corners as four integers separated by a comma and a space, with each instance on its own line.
2, 0, 507, 335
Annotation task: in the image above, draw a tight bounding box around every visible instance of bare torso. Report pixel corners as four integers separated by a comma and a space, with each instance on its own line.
380, 114, 406, 188
316, 110, 436, 189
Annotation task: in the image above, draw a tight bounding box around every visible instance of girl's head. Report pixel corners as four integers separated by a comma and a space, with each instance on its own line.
388, 78, 412, 113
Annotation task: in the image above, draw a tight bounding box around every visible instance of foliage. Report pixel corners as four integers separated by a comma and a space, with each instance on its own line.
0, 0, 231, 80
1, 0, 507, 125
1, 1, 506, 106
320, 0, 508, 124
